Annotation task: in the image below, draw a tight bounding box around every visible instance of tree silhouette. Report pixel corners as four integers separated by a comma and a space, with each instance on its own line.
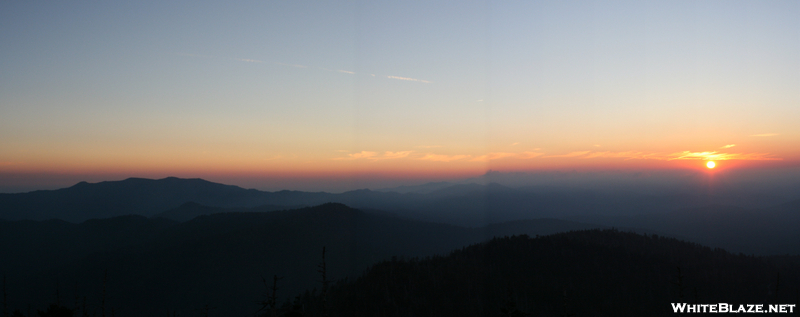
36, 304, 74, 317
256, 275, 283, 317
317, 247, 329, 317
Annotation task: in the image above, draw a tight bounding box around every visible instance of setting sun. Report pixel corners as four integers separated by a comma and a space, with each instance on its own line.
706, 161, 716, 169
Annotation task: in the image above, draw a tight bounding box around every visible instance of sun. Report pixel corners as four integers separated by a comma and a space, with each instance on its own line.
706, 161, 716, 169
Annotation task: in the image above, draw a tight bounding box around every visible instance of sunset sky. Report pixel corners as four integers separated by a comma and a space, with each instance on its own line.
1, 1, 798, 192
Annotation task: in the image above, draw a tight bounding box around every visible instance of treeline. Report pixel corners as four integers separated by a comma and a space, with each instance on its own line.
275, 230, 800, 317
5, 229, 799, 316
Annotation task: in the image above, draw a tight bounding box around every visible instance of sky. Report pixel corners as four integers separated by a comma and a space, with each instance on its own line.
1, 1, 798, 192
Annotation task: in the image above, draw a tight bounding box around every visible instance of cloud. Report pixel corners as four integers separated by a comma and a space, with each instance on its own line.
583, 151, 655, 160
471, 152, 517, 162
470, 152, 543, 162
379, 151, 413, 159
176, 52, 214, 58
418, 154, 470, 162
181, 53, 437, 87
519, 152, 544, 159
539, 150, 781, 161
387, 75, 432, 84
720, 144, 736, 149
333, 150, 413, 161
233, 58, 265, 63
511, 142, 519, 146
333, 151, 378, 160
751, 133, 778, 137
276, 62, 308, 68
665, 151, 781, 161
416, 145, 442, 149
545, 151, 591, 158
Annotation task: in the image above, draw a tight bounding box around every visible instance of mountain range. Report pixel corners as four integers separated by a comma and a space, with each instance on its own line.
2, 177, 798, 255
1, 177, 799, 315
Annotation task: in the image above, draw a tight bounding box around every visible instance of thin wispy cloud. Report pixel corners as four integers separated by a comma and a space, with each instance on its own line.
751, 133, 779, 137
519, 152, 544, 159
665, 151, 781, 161
333, 151, 378, 160
379, 151, 413, 159
545, 151, 591, 158
470, 152, 544, 161
332, 148, 780, 163
720, 144, 736, 149
511, 142, 519, 146
321, 68, 355, 75
583, 151, 655, 160
175, 53, 215, 58
471, 152, 518, 162
416, 145, 442, 149
333, 151, 413, 161
417, 154, 470, 162
386, 75, 432, 84
179, 53, 433, 85
276, 62, 308, 68
541, 150, 781, 161
234, 58, 266, 63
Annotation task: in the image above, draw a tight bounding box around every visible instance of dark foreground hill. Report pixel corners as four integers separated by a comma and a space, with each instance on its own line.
0, 204, 603, 317
571, 200, 800, 256
290, 230, 800, 317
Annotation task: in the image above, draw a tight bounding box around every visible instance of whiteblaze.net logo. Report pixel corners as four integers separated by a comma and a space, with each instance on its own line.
671, 303, 796, 314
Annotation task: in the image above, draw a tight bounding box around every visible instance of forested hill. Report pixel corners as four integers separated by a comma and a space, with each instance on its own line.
0, 203, 603, 317
287, 230, 800, 317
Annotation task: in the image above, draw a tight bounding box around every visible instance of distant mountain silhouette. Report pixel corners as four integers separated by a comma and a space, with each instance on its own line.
152, 201, 304, 222
2, 177, 799, 256
4, 177, 796, 227
0, 203, 603, 317
374, 181, 455, 194
0, 177, 327, 222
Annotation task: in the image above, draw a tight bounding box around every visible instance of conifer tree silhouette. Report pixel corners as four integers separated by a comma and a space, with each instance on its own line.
72, 283, 78, 315
54, 279, 59, 307
36, 304, 74, 317
559, 290, 574, 317
774, 272, 780, 304
256, 275, 283, 317
101, 270, 107, 317
198, 304, 214, 317
673, 266, 685, 301
317, 247, 328, 317
3, 275, 7, 317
